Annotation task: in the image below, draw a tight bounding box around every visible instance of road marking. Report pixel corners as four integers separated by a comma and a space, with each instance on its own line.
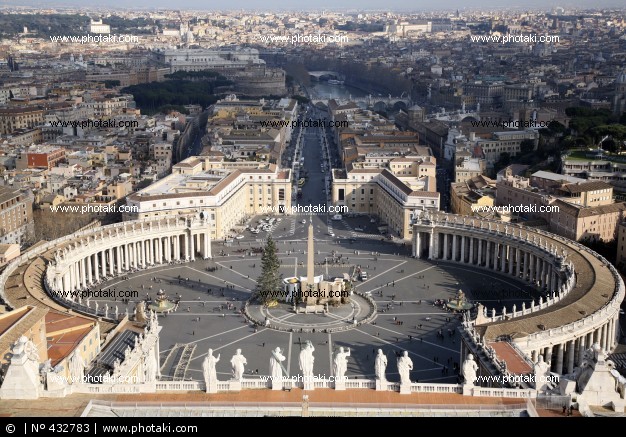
354, 328, 446, 368
365, 260, 406, 282
190, 265, 254, 292
360, 265, 436, 294
372, 324, 458, 353
287, 332, 293, 377
160, 325, 249, 354
191, 328, 267, 361
328, 332, 333, 376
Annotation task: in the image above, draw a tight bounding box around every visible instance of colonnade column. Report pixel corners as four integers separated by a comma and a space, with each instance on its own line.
523, 252, 529, 280
86, 255, 93, 284
566, 340, 575, 374
452, 235, 457, 262
460, 236, 466, 263
204, 232, 211, 259
116, 246, 122, 274
108, 248, 115, 276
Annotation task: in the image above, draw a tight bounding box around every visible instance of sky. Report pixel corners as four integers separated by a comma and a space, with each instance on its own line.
5, 0, 626, 11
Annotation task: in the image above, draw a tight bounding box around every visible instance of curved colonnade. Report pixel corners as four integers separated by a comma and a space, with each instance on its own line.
412, 212, 624, 375
0, 217, 212, 323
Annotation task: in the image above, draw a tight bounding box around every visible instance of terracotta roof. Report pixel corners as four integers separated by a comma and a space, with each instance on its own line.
488, 341, 533, 375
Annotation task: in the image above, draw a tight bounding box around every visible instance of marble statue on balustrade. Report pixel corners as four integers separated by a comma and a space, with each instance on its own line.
533, 355, 551, 392
299, 340, 315, 390
333, 347, 350, 379
69, 349, 86, 384
462, 354, 478, 387
203, 349, 220, 393
397, 351, 413, 393
333, 347, 350, 390
270, 347, 286, 390
375, 349, 387, 382
299, 340, 315, 378
230, 349, 247, 381
270, 347, 286, 379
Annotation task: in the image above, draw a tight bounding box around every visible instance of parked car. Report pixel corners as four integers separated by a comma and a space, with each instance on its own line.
354, 227, 364, 232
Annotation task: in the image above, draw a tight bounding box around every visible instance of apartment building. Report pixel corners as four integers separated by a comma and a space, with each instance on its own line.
0, 186, 34, 244
549, 199, 626, 242
450, 175, 497, 217
454, 156, 485, 183
475, 130, 539, 169
0, 106, 44, 135
497, 172, 626, 242
16, 145, 66, 170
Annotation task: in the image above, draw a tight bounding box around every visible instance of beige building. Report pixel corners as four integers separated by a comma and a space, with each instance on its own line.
450, 175, 496, 217
124, 156, 292, 240
331, 166, 439, 240
475, 130, 538, 169
454, 156, 486, 183
549, 199, 626, 243
0, 243, 20, 266
0, 186, 34, 244
0, 106, 44, 135
45, 312, 101, 382
616, 221, 626, 269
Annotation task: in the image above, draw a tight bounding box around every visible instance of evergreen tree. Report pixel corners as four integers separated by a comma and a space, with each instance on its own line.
255, 236, 282, 304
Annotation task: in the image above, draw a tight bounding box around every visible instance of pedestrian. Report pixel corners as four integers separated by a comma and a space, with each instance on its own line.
262, 342, 265, 347
192, 331, 195, 336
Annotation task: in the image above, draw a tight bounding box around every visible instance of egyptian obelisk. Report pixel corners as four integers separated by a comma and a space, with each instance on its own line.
307, 215, 314, 285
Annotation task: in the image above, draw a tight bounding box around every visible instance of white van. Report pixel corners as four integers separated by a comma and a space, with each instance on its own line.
332, 214, 342, 221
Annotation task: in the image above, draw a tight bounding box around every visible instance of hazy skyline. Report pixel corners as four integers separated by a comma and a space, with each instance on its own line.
3, 0, 626, 12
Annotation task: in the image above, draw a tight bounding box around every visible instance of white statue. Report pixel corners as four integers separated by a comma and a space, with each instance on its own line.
333, 347, 351, 379
230, 349, 247, 381
533, 355, 551, 391
68, 350, 86, 384
270, 347, 286, 380
397, 351, 413, 386
375, 349, 387, 383
203, 349, 220, 387
462, 354, 478, 386
144, 351, 157, 383
299, 340, 315, 378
